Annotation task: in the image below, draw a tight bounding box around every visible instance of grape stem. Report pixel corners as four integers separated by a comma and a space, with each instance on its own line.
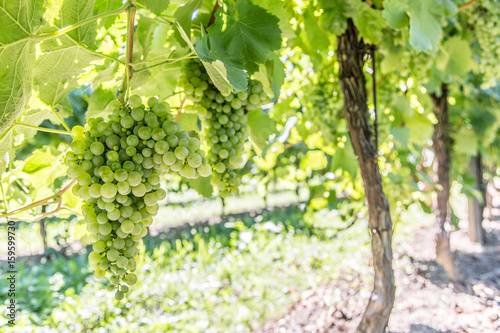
0, 179, 76, 220
176, 97, 187, 121
119, 1, 137, 102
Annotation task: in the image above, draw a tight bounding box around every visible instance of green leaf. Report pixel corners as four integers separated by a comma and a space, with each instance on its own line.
94, 0, 123, 28
187, 176, 213, 198
435, 36, 477, 78
0, 129, 13, 176
0, 41, 35, 134
18, 105, 63, 140
301, 150, 327, 171
22, 149, 55, 174
390, 127, 410, 147
58, 0, 97, 47
352, 1, 385, 44
193, 28, 248, 92
176, 22, 248, 93
382, 0, 409, 29
87, 86, 115, 120
138, 0, 170, 15
35, 35, 100, 107
302, 3, 330, 52
318, 0, 354, 35
404, 113, 433, 144
174, 0, 203, 46
252, 52, 284, 102
247, 109, 277, 155
408, 0, 443, 52
391, 95, 413, 115
0, 0, 45, 45
452, 127, 478, 156
207, 0, 282, 74
249, 0, 294, 39
177, 113, 199, 132
331, 138, 358, 179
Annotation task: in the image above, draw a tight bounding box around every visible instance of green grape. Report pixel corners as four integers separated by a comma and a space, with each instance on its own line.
115, 291, 125, 301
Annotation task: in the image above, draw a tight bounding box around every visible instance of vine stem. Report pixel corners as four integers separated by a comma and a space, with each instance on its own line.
458, 0, 477, 10
14, 122, 72, 136
50, 106, 72, 133
0, 179, 76, 220
119, 2, 136, 102
176, 97, 187, 121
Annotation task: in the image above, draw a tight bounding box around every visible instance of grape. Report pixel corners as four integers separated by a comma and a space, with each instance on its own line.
180, 59, 270, 196
66, 95, 212, 297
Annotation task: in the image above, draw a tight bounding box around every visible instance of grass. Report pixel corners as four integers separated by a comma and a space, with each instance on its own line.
0, 204, 373, 333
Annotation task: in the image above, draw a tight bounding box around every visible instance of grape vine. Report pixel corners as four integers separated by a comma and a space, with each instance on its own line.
66, 96, 211, 299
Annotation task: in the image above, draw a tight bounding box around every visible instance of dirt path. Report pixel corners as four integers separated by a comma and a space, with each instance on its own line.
256, 207, 500, 332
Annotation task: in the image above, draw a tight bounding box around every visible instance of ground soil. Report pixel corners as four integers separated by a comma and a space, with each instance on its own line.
256, 196, 500, 333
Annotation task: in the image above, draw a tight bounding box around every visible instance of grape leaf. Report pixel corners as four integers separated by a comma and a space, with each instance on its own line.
408, 0, 443, 52
0, 0, 45, 45
187, 176, 213, 198
331, 139, 358, 180
435, 36, 477, 78
0, 129, 13, 176
194, 29, 248, 92
302, 3, 330, 53
18, 104, 63, 140
318, 0, 355, 36
138, 0, 170, 15
352, 1, 385, 44
390, 127, 411, 147
22, 149, 55, 174
252, 52, 284, 103
247, 109, 277, 155
0, 41, 35, 134
177, 22, 247, 93
87, 86, 115, 120
94, 0, 123, 28
174, 0, 203, 46
58, 0, 97, 48
207, 0, 282, 74
452, 127, 478, 156
382, 0, 409, 29
249, 0, 294, 39
35, 35, 100, 107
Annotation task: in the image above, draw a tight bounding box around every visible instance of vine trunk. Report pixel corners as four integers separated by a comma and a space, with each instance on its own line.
431, 84, 459, 281
337, 19, 395, 333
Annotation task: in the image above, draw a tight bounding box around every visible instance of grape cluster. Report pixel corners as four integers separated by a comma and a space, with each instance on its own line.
66, 95, 211, 300
180, 59, 271, 197
469, 1, 500, 89
303, 68, 343, 145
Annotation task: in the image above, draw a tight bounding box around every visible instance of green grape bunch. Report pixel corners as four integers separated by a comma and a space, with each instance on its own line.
65, 95, 211, 300
180, 59, 271, 197
303, 68, 344, 145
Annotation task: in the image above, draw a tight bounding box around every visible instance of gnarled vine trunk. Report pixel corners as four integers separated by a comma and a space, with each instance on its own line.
431, 84, 459, 281
337, 19, 395, 333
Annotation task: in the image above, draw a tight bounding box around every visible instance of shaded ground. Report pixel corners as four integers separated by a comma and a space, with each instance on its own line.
256, 196, 500, 332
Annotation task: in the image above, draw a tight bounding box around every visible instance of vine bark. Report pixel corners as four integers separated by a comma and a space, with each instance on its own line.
337, 19, 395, 332
431, 84, 459, 281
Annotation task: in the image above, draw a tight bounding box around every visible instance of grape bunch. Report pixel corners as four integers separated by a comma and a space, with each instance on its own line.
303, 68, 343, 145
66, 95, 211, 300
469, 0, 500, 89
179, 59, 271, 197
